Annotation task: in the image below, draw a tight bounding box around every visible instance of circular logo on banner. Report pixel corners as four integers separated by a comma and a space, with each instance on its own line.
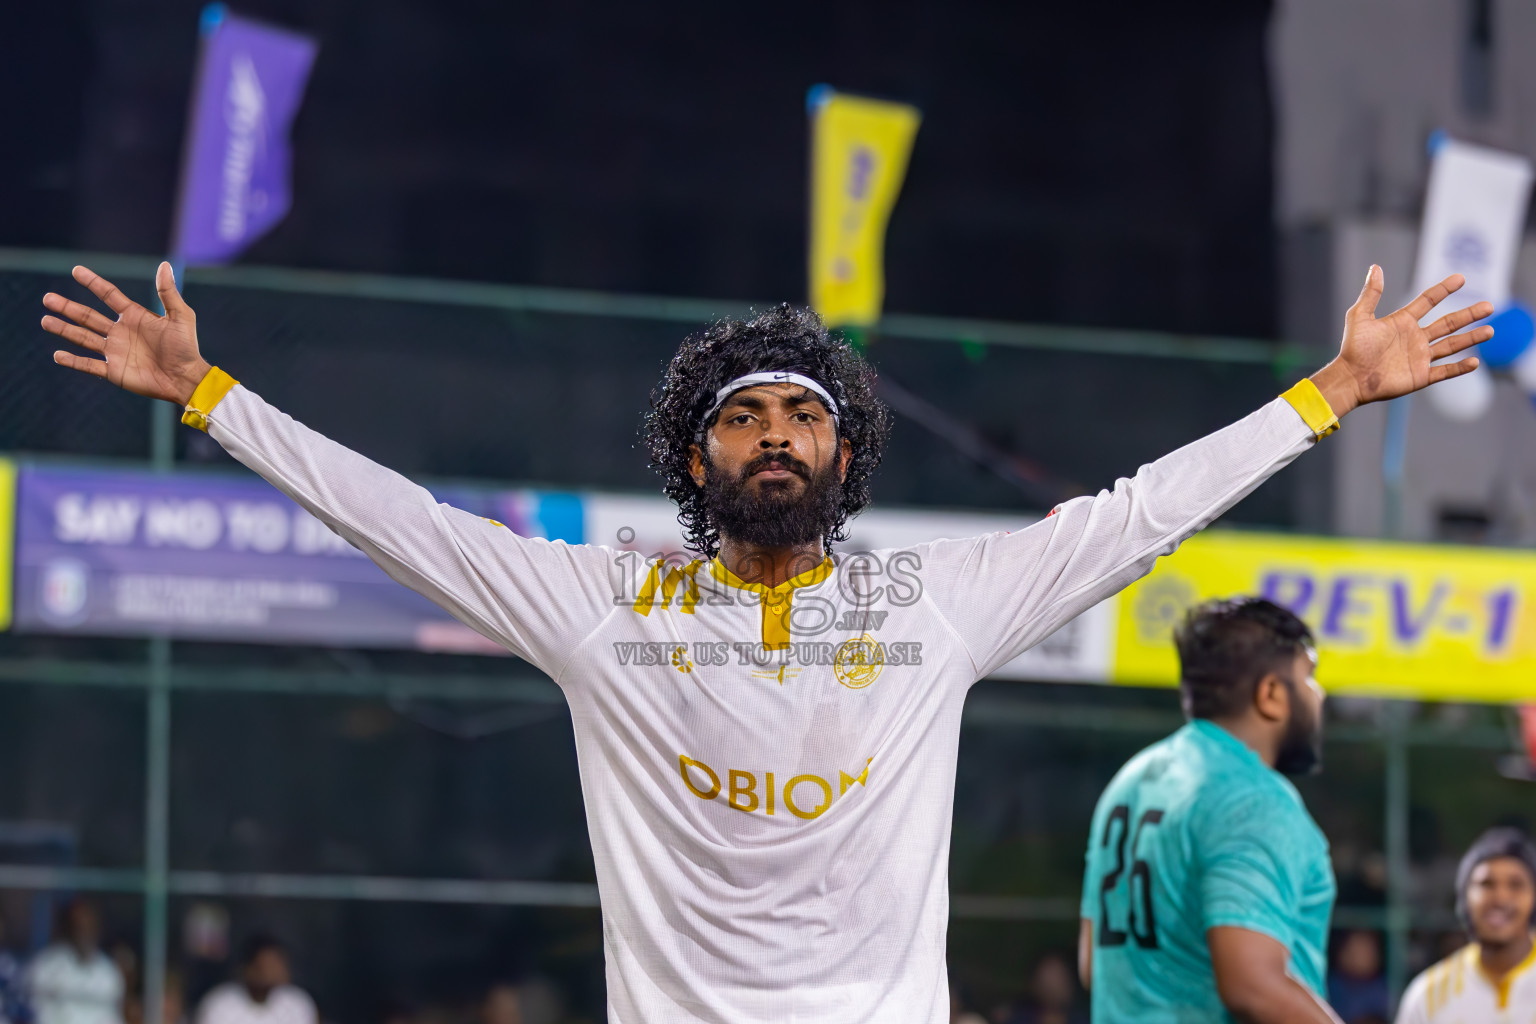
834, 634, 884, 690
1133, 576, 1199, 644
39, 559, 90, 626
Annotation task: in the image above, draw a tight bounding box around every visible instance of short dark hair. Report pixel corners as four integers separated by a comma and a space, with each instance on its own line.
239, 932, 286, 967
1456, 827, 1536, 930
1175, 597, 1315, 720
53, 897, 97, 941
643, 303, 890, 557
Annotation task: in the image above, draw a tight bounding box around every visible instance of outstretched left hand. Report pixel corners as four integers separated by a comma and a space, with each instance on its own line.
41, 262, 211, 406
1310, 265, 1493, 418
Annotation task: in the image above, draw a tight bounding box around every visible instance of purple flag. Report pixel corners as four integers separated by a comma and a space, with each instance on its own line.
172, 5, 317, 265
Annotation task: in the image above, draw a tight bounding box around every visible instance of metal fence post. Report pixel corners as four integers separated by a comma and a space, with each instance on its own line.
143, 636, 171, 1024
150, 405, 175, 470
143, 635, 172, 1024
144, 361, 177, 1024
1384, 701, 1412, 1007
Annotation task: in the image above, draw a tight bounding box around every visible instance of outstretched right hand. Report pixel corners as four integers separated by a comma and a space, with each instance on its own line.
42, 262, 211, 405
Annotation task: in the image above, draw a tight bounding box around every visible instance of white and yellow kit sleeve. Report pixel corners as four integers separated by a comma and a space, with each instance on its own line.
180, 368, 616, 678
912, 380, 1335, 680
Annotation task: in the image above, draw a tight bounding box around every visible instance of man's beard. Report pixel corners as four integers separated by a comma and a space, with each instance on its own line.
1274, 680, 1324, 776
703, 449, 844, 554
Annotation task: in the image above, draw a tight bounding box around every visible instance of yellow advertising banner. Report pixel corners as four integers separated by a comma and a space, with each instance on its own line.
0, 459, 12, 631
1113, 531, 1536, 703
808, 87, 921, 328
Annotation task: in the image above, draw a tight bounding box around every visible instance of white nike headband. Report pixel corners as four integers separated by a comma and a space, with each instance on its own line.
697, 371, 841, 437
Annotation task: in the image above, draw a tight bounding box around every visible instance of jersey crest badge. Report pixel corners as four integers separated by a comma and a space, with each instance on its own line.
834, 634, 884, 690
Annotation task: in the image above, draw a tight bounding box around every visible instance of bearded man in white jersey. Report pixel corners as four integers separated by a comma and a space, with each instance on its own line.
42, 262, 1489, 1024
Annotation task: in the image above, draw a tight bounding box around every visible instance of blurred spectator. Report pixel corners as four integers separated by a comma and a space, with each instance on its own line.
0, 916, 32, 1024
122, 970, 184, 1024
179, 905, 230, 1015
1396, 828, 1536, 1023
180, 909, 227, 965
1327, 930, 1389, 1024
104, 944, 135, 1024
194, 937, 313, 1024
477, 986, 520, 1024
103, 947, 134, 1001
23, 901, 124, 1024
1005, 953, 1086, 1024
160, 971, 185, 1024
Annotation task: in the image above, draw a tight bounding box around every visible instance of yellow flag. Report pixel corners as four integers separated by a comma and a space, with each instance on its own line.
808, 87, 921, 328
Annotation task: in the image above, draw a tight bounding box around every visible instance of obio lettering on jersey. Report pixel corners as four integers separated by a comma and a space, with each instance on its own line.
1260, 569, 1517, 655
676, 754, 872, 820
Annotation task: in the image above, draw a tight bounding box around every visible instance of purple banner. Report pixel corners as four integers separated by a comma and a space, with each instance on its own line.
172, 6, 318, 265
12, 464, 584, 653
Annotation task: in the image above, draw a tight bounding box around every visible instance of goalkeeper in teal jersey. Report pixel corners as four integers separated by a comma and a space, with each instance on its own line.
1079, 598, 1342, 1024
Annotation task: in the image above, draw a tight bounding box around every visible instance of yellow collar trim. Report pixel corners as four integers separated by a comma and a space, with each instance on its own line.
1474, 938, 1536, 1009
709, 555, 833, 650
708, 555, 833, 595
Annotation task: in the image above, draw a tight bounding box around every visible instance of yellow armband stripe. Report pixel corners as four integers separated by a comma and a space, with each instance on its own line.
1280, 378, 1339, 441
181, 366, 238, 432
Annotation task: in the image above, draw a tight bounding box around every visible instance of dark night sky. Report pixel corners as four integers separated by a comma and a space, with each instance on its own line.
2, 1, 1278, 336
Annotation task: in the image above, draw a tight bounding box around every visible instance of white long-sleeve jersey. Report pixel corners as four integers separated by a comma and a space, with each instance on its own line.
196, 378, 1326, 1024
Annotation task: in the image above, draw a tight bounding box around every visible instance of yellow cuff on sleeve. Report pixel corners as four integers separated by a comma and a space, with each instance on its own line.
1280, 378, 1339, 441
181, 366, 238, 432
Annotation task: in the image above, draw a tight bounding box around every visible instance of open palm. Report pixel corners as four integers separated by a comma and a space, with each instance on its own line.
1324, 266, 1493, 412
41, 262, 211, 405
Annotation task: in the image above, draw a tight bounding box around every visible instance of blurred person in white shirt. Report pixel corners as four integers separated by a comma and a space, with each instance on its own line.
193, 937, 313, 1024
1396, 828, 1536, 1024
24, 901, 124, 1024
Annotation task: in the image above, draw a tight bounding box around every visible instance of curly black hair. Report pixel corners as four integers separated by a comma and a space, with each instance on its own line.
644, 303, 891, 557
